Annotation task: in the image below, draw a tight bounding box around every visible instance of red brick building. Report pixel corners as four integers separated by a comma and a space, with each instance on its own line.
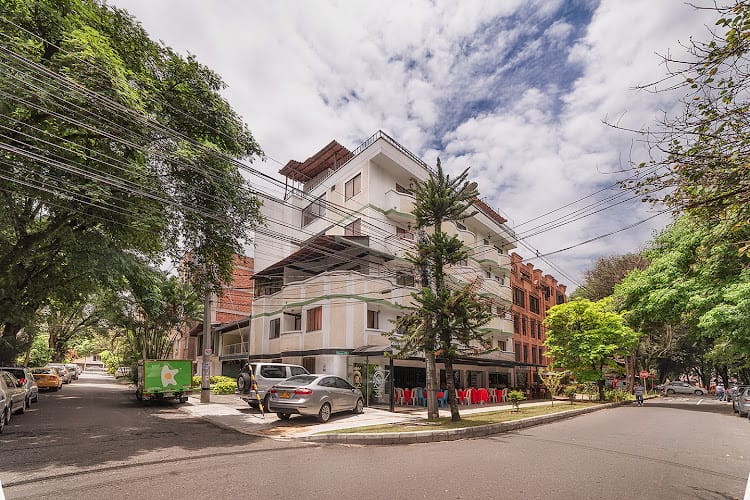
174, 255, 254, 375
510, 252, 567, 388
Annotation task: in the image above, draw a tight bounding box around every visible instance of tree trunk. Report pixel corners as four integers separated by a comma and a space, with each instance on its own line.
0, 323, 23, 365
444, 357, 460, 422
425, 351, 439, 419
598, 379, 605, 401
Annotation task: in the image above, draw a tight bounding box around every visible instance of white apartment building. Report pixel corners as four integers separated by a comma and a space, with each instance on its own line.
240, 131, 517, 407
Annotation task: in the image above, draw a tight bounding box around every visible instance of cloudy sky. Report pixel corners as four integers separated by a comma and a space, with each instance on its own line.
111, 0, 718, 289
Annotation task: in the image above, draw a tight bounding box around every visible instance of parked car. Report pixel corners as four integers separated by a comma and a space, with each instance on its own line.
736, 386, 750, 417
46, 364, 72, 384
268, 374, 364, 423
31, 367, 63, 391
660, 381, 706, 396
729, 385, 748, 412
236, 362, 309, 410
0, 367, 38, 406
65, 364, 80, 380
0, 370, 28, 431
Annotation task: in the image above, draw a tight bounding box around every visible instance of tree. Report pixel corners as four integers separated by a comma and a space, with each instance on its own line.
625, 2, 750, 247
544, 298, 640, 400
106, 270, 201, 361
0, 0, 263, 364
571, 253, 649, 301
388, 159, 492, 422
538, 370, 567, 406
615, 215, 750, 385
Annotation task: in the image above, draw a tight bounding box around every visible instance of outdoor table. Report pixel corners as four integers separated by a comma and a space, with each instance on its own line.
473, 388, 488, 404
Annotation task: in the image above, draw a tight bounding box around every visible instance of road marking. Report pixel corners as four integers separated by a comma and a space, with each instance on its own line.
744, 471, 750, 500
697, 399, 703, 405
0, 479, 5, 500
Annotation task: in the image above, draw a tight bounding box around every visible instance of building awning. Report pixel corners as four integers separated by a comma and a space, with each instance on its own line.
351, 345, 393, 355
279, 140, 353, 182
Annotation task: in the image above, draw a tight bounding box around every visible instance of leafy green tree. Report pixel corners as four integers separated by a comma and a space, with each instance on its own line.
615, 215, 750, 385
0, 0, 263, 364
544, 298, 640, 400
106, 269, 201, 361
625, 2, 750, 247
538, 370, 567, 406
20, 333, 52, 367
388, 159, 492, 422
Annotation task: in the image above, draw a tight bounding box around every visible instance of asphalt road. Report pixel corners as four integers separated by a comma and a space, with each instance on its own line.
2, 373, 749, 500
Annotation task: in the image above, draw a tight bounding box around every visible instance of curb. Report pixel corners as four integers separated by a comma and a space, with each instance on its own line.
301, 402, 622, 445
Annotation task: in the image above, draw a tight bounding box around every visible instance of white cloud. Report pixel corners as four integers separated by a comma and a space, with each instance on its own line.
111, 0, 720, 288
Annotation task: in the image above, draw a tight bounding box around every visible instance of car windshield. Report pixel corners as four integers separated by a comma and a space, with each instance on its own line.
32, 368, 54, 374
278, 375, 317, 386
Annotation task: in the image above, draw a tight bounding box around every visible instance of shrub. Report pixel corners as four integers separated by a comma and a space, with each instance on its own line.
507, 390, 526, 412
210, 375, 235, 385
192, 375, 202, 387
563, 385, 577, 404
604, 388, 630, 402
212, 380, 237, 395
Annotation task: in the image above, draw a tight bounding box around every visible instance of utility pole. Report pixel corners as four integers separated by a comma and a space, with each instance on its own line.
200, 289, 213, 403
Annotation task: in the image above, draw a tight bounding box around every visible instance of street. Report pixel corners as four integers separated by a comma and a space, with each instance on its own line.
2, 372, 749, 499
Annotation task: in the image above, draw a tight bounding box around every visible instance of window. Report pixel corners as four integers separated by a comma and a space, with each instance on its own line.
515, 342, 521, 362
302, 357, 316, 373
513, 314, 519, 333
396, 227, 414, 240
269, 318, 280, 339
367, 309, 379, 329
260, 365, 285, 378
290, 366, 308, 376
345, 173, 361, 200
556, 292, 566, 305
530, 319, 536, 338
538, 323, 542, 339
458, 259, 468, 266
395, 183, 411, 194
532, 346, 538, 364
499, 340, 506, 351
293, 314, 302, 331
302, 195, 326, 226
396, 273, 415, 286
523, 344, 529, 362
529, 295, 540, 314
485, 270, 492, 278
306, 306, 322, 332
456, 221, 467, 230
522, 316, 527, 336
512, 287, 525, 308
344, 218, 361, 236
483, 238, 490, 245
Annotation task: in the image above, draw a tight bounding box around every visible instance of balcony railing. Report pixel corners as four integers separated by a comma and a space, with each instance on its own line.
222, 342, 248, 356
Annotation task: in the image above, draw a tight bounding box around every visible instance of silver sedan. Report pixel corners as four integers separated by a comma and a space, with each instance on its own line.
660, 381, 706, 395
268, 374, 364, 423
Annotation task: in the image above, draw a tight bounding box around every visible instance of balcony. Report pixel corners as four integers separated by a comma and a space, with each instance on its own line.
222, 342, 248, 356
472, 242, 498, 265
384, 189, 415, 224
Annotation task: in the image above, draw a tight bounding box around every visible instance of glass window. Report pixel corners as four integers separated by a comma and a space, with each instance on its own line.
319, 377, 336, 387
396, 273, 415, 286
345, 173, 361, 200
513, 287, 526, 308
290, 366, 308, 376
396, 227, 414, 240
306, 306, 322, 332
367, 309, 379, 329
344, 218, 361, 236
260, 366, 285, 378
269, 318, 280, 339
334, 377, 353, 390
529, 295, 540, 314
522, 316, 527, 335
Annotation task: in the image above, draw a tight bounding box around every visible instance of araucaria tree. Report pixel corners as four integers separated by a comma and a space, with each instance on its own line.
544, 298, 640, 400
0, 0, 263, 364
388, 159, 492, 422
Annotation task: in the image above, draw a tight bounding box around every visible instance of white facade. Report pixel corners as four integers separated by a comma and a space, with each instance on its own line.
249, 131, 517, 391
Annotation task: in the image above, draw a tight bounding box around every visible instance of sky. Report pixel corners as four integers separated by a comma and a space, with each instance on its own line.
110, 0, 719, 290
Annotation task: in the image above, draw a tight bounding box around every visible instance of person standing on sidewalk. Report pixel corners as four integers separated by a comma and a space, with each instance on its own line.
715, 383, 725, 401
634, 383, 644, 406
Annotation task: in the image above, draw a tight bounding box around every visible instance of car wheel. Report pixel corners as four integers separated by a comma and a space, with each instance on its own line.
26, 396, 32, 408
666, 389, 675, 395
0, 409, 5, 433
51, 387, 58, 392
237, 374, 252, 393
6, 405, 11, 425
262, 394, 271, 412
33, 392, 39, 403
694, 390, 704, 396
353, 398, 364, 414
277, 412, 291, 420
179, 396, 188, 404
135, 389, 143, 401
317, 402, 332, 423
18, 398, 26, 414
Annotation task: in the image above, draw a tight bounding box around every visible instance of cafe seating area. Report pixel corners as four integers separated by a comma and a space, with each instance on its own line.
393, 387, 518, 408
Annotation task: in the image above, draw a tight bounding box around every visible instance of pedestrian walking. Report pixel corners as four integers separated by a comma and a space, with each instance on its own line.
716, 383, 725, 401
634, 383, 644, 406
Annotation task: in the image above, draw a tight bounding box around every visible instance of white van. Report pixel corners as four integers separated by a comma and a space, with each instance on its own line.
237, 362, 309, 410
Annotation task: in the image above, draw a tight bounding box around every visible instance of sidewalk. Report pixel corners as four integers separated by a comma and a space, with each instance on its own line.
178, 393, 618, 443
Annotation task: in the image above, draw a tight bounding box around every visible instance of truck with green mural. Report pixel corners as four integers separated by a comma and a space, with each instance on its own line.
136, 359, 192, 403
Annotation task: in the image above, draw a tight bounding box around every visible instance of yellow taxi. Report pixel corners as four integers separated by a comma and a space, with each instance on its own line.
31, 367, 63, 391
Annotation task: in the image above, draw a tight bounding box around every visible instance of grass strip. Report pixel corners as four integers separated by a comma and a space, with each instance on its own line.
321, 402, 601, 434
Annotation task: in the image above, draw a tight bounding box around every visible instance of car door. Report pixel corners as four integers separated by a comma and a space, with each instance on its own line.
333, 376, 357, 410
318, 377, 337, 411
1, 372, 24, 408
